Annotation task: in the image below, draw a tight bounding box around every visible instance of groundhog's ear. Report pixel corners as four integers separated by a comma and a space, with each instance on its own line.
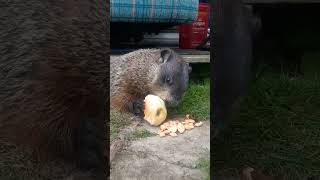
157, 49, 172, 64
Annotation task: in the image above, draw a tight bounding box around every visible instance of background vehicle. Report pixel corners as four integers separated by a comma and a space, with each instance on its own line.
110, 0, 200, 47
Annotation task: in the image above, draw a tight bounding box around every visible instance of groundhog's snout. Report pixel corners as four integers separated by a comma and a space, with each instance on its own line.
165, 99, 179, 107
150, 90, 180, 107
165, 64, 190, 107
163, 93, 184, 107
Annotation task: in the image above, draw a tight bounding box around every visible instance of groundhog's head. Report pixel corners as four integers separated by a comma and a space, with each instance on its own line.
150, 48, 192, 107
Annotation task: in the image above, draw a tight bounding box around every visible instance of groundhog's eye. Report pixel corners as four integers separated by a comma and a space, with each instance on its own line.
165, 76, 173, 85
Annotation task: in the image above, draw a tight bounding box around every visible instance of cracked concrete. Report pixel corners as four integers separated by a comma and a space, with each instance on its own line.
110, 117, 210, 180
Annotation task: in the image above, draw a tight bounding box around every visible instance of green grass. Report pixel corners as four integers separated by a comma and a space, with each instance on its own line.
128, 129, 156, 141
110, 110, 131, 142
213, 68, 320, 179
196, 157, 210, 180
301, 52, 320, 79
171, 78, 210, 121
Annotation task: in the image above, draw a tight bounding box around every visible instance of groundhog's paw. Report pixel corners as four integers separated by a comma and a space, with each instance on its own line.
75, 120, 106, 178
130, 100, 144, 117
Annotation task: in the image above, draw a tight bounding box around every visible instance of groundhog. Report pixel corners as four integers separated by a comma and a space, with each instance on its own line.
0, 0, 109, 179
111, 48, 191, 117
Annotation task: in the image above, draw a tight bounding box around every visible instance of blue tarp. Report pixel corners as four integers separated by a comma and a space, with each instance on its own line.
110, 0, 199, 24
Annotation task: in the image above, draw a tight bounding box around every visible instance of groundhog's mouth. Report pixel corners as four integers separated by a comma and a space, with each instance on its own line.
152, 91, 180, 107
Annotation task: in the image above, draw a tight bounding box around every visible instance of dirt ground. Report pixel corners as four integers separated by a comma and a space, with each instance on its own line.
110, 116, 210, 180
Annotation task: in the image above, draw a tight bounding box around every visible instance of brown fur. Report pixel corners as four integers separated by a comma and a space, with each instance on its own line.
110, 48, 190, 114
0, 0, 109, 178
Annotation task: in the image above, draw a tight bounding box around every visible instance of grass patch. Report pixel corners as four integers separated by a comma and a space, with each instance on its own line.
213, 68, 320, 179
171, 78, 210, 121
110, 110, 131, 142
196, 157, 210, 180
301, 52, 320, 79
128, 129, 156, 141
